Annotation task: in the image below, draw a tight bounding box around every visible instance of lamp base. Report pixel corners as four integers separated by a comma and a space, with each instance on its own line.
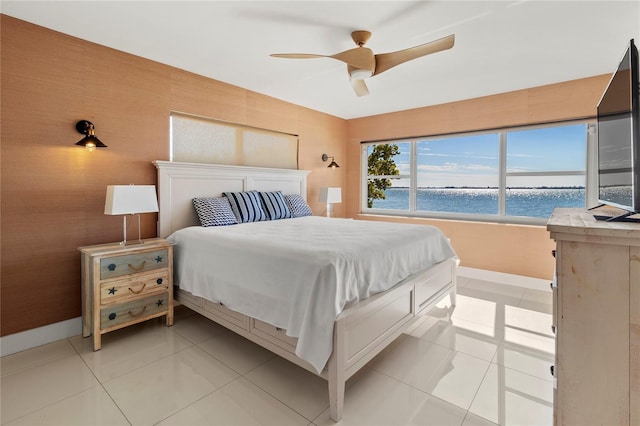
120, 239, 146, 246
119, 214, 146, 246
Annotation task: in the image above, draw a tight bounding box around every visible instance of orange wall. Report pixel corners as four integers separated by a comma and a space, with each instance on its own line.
346, 75, 611, 280
0, 15, 346, 336
0, 14, 612, 337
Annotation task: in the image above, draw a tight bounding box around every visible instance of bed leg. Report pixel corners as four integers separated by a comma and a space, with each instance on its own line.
328, 319, 346, 422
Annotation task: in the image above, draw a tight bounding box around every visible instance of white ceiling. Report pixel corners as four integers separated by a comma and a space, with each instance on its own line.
2, 1, 639, 119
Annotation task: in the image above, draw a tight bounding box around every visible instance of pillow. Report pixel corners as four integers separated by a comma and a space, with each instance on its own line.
259, 191, 292, 220
223, 191, 267, 223
192, 197, 238, 227
284, 194, 313, 217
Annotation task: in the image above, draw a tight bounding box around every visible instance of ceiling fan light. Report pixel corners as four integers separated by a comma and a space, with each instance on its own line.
350, 68, 373, 80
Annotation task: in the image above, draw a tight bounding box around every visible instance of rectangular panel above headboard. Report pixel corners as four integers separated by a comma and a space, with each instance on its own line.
153, 161, 310, 237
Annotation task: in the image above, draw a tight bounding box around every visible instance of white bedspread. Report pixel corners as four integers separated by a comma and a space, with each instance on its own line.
167, 216, 456, 372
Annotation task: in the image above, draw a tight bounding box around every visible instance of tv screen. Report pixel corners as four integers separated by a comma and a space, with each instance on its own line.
597, 39, 640, 213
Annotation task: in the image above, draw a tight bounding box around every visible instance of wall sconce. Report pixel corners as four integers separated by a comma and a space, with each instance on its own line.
319, 187, 342, 217
321, 153, 340, 168
104, 185, 159, 245
75, 120, 107, 151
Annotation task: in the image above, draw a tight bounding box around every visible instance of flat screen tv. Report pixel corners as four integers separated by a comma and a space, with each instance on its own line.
596, 38, 640, 220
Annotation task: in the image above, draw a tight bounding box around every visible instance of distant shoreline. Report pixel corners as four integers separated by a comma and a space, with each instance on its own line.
386, 186, 586, 190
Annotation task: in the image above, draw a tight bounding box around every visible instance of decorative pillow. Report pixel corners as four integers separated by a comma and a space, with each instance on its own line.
192, 197, 238, 227
223, 191, 267, 223
284, 194, 313, 217
259, 191, 292, 220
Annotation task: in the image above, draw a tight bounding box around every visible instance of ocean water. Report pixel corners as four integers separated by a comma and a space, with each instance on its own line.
370, 187, 585, 218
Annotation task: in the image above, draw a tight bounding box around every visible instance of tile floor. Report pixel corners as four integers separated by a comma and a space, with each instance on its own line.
1, 274, 554, 425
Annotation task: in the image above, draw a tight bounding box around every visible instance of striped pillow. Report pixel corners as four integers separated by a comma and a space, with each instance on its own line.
259, 191, 292, 220
284, 194, 313, 217
223, 191, 267, 223
192, 197, 238, 227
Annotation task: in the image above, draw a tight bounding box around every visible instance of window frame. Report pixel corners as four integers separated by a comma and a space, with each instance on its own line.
361, 120, 596, 225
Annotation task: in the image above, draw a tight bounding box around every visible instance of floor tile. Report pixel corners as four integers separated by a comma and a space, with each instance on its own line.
503, 305, 553, 340
103, 345, 238, 425
171, 311, 228, 344
460, 278, 526, 299
0, 269, 556, 426
368, 334, 491, 410
520, 288, 552, 304
69, 319, 192, 382
443, 293, 521, 331
4, 386, 129, 426
244, 356, 329, 421
1, 354, 99, 424
0, 339, 76, 377
492, 341, 554, 381
409, 315, 499, 362
314, 368, 467, 425
157, 377, 309, 426
468, 364, 553, 426
462, 412, 499, 426
198, 330, 275, 375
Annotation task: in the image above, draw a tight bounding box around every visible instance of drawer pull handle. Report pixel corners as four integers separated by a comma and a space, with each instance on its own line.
128, 261, 146, 272
108, 312, 116, 320
128, 284, 147, 295
551, 249, 556, 258
108, 263, 116, 271
156, 278, 163, 285
128, 306, 147, 318
550, 365, 555, 377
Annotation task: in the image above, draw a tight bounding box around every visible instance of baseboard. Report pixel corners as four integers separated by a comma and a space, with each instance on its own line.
0, 317, 82, 357
458, 266, 551, 292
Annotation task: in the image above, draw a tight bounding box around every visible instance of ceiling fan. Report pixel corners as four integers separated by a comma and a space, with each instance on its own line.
270, 31, 455, 97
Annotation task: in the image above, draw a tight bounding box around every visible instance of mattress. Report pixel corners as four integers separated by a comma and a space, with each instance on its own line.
167, 216, 456, 372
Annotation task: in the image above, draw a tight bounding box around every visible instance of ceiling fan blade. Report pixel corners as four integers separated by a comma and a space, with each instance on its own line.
330, 47, 375, 73
373, 34, 455, 76
350, 78, 369, 97
270, 53, 328, 59
271, 47, 375, 74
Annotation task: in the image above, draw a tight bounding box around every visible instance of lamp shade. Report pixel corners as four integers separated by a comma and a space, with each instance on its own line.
318, 187, 342, 204
104, 185, 159, 215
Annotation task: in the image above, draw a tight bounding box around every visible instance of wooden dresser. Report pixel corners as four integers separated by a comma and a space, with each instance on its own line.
547, 208, 639, 425
79, 238, 174, 350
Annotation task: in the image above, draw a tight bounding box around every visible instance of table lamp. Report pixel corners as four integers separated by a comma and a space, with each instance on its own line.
104, 185, 159, 245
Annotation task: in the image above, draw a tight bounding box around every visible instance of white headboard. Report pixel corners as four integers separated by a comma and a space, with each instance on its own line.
153, 161, 310, 237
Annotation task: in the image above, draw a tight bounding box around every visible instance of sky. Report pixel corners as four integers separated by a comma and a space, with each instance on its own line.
370, 123, 588, 188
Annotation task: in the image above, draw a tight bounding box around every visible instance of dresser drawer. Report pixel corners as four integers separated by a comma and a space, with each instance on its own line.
100, 249, 168, 279
100, 293, 169, 330
100, 270, 170, 305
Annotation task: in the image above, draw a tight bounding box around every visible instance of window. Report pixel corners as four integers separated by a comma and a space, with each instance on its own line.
362, 122, 594, 224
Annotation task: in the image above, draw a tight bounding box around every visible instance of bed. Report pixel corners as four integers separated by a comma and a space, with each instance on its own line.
154, 160, 458, 421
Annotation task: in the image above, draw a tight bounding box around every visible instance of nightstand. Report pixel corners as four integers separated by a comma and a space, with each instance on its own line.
79, 238, 174, 350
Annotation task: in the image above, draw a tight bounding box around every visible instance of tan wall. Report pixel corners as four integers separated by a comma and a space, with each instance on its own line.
0, 14, 612, 337
0, 15, 346, 336
346, 75, 611, 280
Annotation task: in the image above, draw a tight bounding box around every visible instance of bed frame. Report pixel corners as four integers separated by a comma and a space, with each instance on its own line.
154, 160, 457, 422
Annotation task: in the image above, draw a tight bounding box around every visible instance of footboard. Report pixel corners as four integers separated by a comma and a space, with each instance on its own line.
327, 257, 457, 420
176, 257, 457, 422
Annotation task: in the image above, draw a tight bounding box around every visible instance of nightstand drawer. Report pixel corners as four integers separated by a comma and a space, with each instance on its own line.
100, 270, 170, 305
100, 249, 168, 279
100, 293, 169, 330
